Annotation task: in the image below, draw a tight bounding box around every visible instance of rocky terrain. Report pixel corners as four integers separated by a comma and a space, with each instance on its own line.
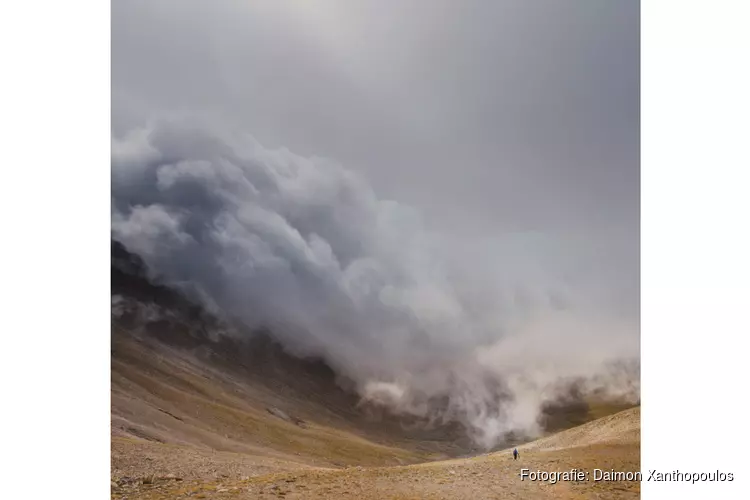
111, 240, 639, 499
111, 407, 639, 500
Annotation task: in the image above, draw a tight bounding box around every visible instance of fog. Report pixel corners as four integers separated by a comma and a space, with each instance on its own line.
112, 0, 639, 447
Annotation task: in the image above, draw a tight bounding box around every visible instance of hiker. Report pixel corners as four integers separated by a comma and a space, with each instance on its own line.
513, 448, 519, 460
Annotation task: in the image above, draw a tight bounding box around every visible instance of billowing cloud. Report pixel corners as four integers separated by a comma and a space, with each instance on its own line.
112, 0, 639, 449
112, 118, 638, 448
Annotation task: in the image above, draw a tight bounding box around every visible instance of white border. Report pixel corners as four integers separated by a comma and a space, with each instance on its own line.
642, 0, 750, 497
1, 1, 111, 499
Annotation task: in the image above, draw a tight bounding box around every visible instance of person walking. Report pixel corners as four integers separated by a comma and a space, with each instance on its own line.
513, 448, 519, 460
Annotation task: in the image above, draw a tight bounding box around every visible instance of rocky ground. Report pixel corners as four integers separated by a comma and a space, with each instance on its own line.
111, 408, 640, 499
111, 240, 639, 499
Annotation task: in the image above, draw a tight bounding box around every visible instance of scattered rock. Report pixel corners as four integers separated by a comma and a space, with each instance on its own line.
266, 407, 292, 422
157, 407, 184, 421
266, 406, 307, 427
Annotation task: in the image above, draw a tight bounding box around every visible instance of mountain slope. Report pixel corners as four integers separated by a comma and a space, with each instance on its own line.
111, 407, 640, 499
111, 239, 639, 498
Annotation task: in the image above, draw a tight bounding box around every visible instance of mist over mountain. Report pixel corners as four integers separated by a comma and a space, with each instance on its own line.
111, 0, 638, 451
112, 118, 638, 448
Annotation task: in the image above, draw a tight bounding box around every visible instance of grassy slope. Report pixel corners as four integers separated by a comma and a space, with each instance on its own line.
112, 332, 438, 479
112, 408, 640, 499
112, 331, 639, 499
111, 238, 638, 498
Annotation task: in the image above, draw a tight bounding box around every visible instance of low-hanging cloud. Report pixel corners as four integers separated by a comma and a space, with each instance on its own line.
112, 117, 639, 448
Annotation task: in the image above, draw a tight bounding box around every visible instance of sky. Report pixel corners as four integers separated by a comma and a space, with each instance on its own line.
111, 0, 640, 447
113, 0, 638, 235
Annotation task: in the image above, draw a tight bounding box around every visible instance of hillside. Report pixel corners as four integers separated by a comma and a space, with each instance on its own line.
111, 240, 639, 498
111, 406, 640, 499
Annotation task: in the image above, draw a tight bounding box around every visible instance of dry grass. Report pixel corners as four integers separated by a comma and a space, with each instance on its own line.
112, 333, 639, 499
112, 333, 433, 479
113, 433, 639, 499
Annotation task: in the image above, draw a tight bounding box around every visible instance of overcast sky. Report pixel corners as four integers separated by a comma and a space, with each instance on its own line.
112, 0, 639, 445
112, 0, 639, 236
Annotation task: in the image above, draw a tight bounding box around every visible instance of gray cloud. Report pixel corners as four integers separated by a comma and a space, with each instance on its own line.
112, 0, 638, 230
112, 0, 639, 447
112, 118, 638, 447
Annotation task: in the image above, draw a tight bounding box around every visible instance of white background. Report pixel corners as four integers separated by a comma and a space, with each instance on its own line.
1, 1, 748, 498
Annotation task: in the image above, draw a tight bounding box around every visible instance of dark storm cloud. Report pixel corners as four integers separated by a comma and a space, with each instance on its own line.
112, 118, 638, 447
113, 0, 638, 232
111, 1, 639, 447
